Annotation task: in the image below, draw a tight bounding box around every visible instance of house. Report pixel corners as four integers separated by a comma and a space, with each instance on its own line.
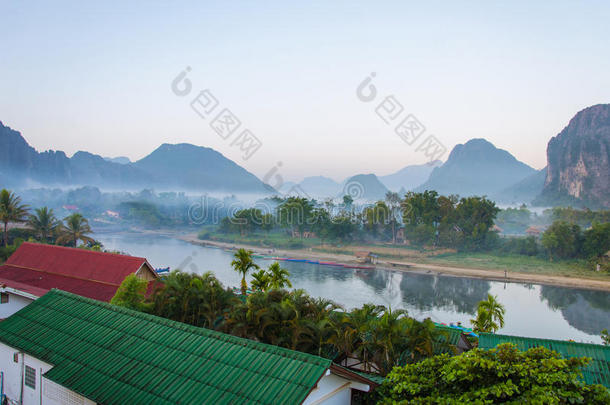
0, 242, 157, 319
479, 333, 610, 388
525, 226, 543, 236
354, 251, 378, 264
0, 289, 378, 405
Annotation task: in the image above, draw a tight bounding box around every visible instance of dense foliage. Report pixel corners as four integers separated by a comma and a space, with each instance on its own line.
378, 343, 610, 404
115, 268, 453, 377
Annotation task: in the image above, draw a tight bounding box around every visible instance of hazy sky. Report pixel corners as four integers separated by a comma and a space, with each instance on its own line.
1, 1, 609, 182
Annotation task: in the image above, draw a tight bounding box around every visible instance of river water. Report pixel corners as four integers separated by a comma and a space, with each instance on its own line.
98, 233, 609, 344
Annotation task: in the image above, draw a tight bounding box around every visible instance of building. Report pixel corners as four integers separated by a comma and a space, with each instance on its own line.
479, 333, 610, 388
0, 289, 378, 405
0, 242, 157, 319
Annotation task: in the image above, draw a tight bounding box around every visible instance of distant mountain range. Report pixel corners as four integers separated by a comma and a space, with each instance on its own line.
415, 139, 536, 197
0, 122, 271, 194
2, 103, 609, 207
379, 161, 442, 192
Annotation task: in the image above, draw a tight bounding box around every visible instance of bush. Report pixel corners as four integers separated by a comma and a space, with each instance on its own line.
378, 343, 610, 404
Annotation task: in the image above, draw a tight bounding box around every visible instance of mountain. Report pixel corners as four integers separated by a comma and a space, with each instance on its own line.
0, 121, 271, 194
297, 176, 340, 198
380, 160, 442, 192
341, 174, 389, 201
494, 168, 547, 205
416, 138, 536, 197
133, 143, 270, 193
104, 156, 131, 165
535, 104, 610, 209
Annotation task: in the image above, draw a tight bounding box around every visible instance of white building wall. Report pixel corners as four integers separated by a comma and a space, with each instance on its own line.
303, 373, 356, 405
0, 289, 34, 319
0, 342, 94, 405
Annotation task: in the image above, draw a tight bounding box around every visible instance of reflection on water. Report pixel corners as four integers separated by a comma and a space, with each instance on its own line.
98, 233, 608, 343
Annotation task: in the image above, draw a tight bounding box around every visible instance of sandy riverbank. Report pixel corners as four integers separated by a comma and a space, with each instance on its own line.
177, 234, 610, 292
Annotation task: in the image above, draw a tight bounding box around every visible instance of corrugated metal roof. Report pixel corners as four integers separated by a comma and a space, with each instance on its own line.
479, 333, 610, 388
0, 289, 333, 404
5, 242, 156, 285
433, 324, 462, 353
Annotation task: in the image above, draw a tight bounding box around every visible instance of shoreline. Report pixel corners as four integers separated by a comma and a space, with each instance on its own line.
177, 234, 610, 292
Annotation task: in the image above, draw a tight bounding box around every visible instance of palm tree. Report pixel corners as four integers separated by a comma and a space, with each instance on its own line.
0, 189, 29, 247
471, 294, 505, 333
56, 213, 94, 247
231, 248, 259, 295
268, 262, 292, 290
251, 269, 271, 292
28, 207, 60, 242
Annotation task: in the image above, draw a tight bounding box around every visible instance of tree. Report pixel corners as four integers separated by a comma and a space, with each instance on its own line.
231, 248, 259, 295
56, 213, 94, 247
277, 197, 314, 237
471, 293, 505, 333
582, 222, 610, 260
0, 189, 29, 247
378, 343, 610, 404
542, 220, 582, 261
28, 207, 60, 242
602, 329, 610, 346
267, 262, 292, 289
251, 269, 271, 292
385, 191, 401, 244
110, 274, 149, 311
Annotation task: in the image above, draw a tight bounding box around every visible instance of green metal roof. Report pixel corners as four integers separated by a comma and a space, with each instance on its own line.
433, 324, 462, 354
479, 333, 610, 388
0, 289, 334, 404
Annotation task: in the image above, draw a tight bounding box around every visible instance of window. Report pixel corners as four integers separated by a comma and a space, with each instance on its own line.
0, 292, 8, 304
25, 365, 36, 389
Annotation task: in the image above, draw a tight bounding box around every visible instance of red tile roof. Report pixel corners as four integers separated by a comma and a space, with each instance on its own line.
0, 242, 157, 302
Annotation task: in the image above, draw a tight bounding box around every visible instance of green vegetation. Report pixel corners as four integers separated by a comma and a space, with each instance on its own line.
110, 274, 150, 311
115, 267, 453, 377
470, 294, 505, 333
378, 343, 610, 404
230, 248, 260, 295
0, 188, 29, 247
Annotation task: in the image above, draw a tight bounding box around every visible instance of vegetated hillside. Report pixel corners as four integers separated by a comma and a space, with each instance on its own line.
416, 138, 535, 197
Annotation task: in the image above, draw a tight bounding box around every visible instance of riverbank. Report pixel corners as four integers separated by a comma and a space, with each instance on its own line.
178, 233, 610, 292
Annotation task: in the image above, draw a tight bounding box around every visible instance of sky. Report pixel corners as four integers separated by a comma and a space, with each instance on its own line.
1, 1, 609, 183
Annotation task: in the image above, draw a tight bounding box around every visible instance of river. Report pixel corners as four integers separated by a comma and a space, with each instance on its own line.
98, 232, 609, 344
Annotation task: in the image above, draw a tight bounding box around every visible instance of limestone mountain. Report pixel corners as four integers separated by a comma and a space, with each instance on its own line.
416, 138, 536, 197
340, 174, 389, 201
0, 121, 271, 194
535, 104, 610, 208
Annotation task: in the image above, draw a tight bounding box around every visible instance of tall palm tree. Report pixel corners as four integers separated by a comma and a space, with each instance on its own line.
28, 207, 60, 242
268, 262, 292, 290
56, 213, 94, 247
251, 269, 271, 292
231, 248, 259, 295
0, 189, 29, 247
471, 294, 505, 333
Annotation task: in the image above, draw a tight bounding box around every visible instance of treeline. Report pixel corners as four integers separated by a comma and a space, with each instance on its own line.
1, 189, 97, 260
216, 191, 501, 251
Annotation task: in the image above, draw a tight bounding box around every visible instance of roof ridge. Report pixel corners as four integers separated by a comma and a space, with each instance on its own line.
47, 289, 332, 365
1, 264, 121, 286
13, 242, 147, 262
480, 332, 610, 349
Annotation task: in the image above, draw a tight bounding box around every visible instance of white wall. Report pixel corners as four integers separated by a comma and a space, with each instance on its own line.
0, 289, 34, 319
0, 342, 94, 405
303, 373, 359, 405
